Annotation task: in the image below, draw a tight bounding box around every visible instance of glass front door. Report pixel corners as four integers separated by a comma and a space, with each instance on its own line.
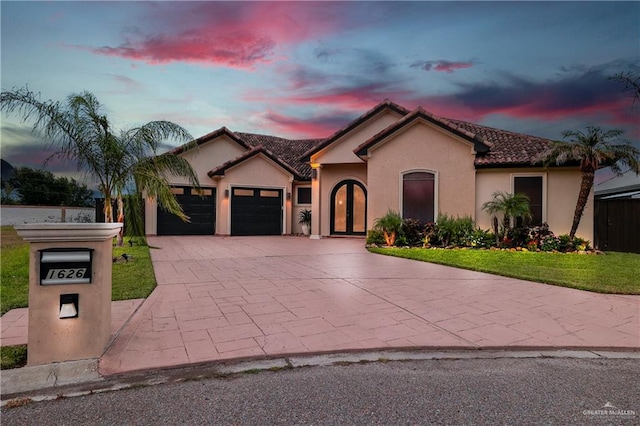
331, 180, 366, 235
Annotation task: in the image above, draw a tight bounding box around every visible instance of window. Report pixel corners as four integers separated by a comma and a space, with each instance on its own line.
514, 176, 543, 226
233, 188, 254, 197
260, 190, 280, 198
297, 187, 311, 205
402, 172, 435, 224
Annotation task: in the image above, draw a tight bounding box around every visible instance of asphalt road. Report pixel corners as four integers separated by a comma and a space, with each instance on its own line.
2, 358, 638, 425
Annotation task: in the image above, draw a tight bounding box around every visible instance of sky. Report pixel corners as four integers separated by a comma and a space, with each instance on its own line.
1, 1, 639, 185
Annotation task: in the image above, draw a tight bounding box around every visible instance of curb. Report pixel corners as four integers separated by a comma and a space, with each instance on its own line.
2, 348, 639, 406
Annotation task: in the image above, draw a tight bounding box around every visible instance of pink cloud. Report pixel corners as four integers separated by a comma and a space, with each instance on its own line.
411, 60, 474, 74
248, 83, 413, 113
90, 3, 344, 69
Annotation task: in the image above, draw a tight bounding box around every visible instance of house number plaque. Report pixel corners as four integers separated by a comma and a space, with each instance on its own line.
39, 249, 93, 285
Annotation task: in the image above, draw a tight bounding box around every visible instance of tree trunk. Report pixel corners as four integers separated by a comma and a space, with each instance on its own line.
116, 195, 125, 246
103, 195, 113, 223
570, 170, 595, 239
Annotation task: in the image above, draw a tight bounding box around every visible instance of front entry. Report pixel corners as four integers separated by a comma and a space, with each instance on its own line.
331, 180, 366, 235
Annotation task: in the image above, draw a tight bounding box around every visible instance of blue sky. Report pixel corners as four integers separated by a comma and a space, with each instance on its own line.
1, 1, 638, 183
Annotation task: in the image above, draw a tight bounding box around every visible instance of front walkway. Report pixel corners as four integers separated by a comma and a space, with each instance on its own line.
98, 236, 639, 375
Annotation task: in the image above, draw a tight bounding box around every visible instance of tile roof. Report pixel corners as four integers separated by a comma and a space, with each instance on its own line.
446, 118, 556, 168
181, 101, 566, 178
235, 132, 322, 180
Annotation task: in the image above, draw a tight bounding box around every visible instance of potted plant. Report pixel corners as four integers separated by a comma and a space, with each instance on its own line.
298, 209, 311, 235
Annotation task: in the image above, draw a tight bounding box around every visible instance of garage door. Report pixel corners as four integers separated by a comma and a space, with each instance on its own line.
231, 187, 283, 236
157, 187, 215, 235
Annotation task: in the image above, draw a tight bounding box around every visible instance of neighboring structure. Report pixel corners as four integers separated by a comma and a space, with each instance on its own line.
145, 100, 593, 241
594, 170, 640, 253
594, 170, 640, 200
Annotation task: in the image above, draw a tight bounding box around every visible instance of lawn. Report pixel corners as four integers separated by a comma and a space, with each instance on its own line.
1, 226, 157, 314
368, 247, 640, 295
1, 225, 158, 369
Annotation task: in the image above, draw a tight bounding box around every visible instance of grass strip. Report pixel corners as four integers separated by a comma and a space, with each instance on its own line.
369, 247, 640, 295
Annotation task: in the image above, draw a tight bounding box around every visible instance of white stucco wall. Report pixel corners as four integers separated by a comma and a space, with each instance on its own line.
476, 167, 594, 242
214, 153, 293, 235
312, 110, 403, 165
366, 119, 477, 228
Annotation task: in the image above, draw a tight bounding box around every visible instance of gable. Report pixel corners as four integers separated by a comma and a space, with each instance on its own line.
217, 152, 293, 184
312, 109, 404, 165
367, 119, 477, 168
173, 134, 247, 185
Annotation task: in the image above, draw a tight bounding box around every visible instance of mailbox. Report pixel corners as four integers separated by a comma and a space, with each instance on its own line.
39, 248, 93, 285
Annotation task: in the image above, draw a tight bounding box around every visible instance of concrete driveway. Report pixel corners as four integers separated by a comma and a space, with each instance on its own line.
99, 236, 639, 374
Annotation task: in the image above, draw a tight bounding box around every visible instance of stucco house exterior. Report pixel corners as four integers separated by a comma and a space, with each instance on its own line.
144, 100, 593, 242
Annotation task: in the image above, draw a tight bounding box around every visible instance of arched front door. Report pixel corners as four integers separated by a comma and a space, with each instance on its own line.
331, 180, 367, 235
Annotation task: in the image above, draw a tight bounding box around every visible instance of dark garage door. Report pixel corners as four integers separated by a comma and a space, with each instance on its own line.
157, 187, 215, 235
231, 187, 283, 236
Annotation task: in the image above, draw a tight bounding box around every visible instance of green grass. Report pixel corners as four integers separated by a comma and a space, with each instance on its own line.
1, 227, 30, 314
369, 247, 640, 295
111, 244, 157, 301
1, 226, 158, 369
1, 345, 27, 369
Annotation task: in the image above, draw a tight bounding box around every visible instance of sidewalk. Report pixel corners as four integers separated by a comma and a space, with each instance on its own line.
2, 236, 639, 390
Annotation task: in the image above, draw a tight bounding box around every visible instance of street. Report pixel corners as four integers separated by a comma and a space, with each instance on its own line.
2, 357, 638, 425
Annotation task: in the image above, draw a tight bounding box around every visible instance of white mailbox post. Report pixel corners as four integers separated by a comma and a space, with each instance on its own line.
15, 223, 123, 366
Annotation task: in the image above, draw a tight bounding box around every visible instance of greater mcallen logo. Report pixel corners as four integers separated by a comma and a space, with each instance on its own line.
583, 402, 636, 418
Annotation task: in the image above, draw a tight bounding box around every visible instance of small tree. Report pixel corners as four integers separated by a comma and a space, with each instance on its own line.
1, 87, 200, 244
373, 210, 403, 246
537, 126, 640, 238
481, 191, 531, 240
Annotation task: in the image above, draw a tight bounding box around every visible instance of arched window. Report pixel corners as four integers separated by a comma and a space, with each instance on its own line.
402, 171, 435, 223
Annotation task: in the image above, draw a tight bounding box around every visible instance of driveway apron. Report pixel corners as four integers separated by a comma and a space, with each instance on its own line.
99, 236, 639, 374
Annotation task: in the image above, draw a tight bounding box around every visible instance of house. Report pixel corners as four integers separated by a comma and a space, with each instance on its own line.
593, 170, 640, 253
144, 100, 593, 242
594, 170, 640, 200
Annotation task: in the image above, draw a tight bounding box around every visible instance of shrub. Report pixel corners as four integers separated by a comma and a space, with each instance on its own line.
401, 218, 424, 247
373, 210, 403, 246
366, 229, 386, 245
558, 234, 573, 252
394, 235, 409, 247
436, 214, 474, 247
469, 228, 495, 248
540, 234, 560, 251
557, 234, 591, 251
423, 222, 438, 247
506, 226, 530, 248
573, 236, 591, 251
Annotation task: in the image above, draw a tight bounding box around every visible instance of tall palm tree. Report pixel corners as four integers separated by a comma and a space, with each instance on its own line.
481, 191, 531, 239
537, 126, 640, 238
1, 87, 200, 243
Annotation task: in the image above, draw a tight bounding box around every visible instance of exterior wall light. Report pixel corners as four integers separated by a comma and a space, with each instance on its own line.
224, 189, 230, 198
59, 294, 79, 319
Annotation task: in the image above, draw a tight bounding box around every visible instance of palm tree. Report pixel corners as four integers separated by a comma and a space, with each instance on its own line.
1, 87, 200, 243
481, 191, 531, 238
537, 126, 640, 238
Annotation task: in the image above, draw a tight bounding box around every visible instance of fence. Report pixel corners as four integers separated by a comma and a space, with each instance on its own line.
0, 205, 95, 226
594, 199, 640, 253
